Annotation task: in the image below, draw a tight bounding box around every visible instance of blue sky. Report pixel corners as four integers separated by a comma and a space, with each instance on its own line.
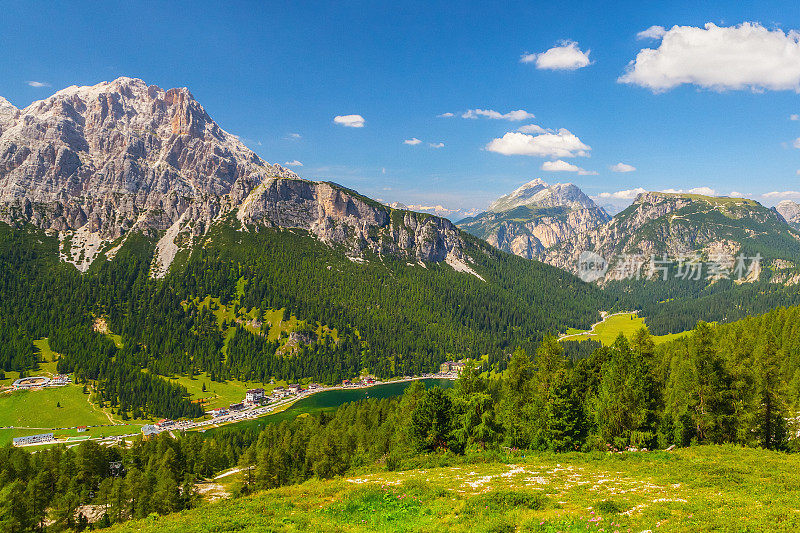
2, 0, 800, 214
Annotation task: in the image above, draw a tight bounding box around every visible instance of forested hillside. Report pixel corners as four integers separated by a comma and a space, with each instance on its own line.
608, 275, 800, 334
0, 219, 607, 420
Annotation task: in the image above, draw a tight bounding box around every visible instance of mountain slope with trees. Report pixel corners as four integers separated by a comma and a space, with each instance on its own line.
0, 217, 608, 420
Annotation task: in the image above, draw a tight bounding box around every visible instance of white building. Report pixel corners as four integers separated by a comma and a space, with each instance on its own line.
13, 433, 54, 446
245, 388, 265, 403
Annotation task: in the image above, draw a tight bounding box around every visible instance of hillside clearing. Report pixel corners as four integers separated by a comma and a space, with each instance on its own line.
561, 312, 690, 346
0, 386, 139, 445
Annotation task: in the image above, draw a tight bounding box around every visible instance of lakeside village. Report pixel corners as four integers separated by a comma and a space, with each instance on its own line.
9, 360, 466, 447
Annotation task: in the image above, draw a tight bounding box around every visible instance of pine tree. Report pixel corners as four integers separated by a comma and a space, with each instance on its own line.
410, 387, 455, 452
500, 347, 534, 448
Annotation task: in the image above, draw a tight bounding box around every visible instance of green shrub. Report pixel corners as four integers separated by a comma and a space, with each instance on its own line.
595, 499, 623, 514
465, 490, 548, 515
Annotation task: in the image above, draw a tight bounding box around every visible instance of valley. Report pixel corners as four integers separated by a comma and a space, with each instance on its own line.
1, 71, 800, 533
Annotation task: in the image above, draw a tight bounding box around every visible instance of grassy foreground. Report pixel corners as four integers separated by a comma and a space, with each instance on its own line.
110, 445, 800, 532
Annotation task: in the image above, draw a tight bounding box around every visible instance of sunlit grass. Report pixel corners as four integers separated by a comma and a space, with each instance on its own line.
109, 445, 800, 532
562, 313, 690, 346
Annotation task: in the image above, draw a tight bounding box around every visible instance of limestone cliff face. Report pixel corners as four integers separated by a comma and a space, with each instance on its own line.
0, 77, 294, 239
0, 78, 475, 276
459, 180, 610, 260
236, 178, 469, 263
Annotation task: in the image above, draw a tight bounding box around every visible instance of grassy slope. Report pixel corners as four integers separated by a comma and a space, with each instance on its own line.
110, 445, 800, 532
0, 337, 142, 445
561, 313, 690, 346
0, 386, 143, 445
170, 372, 281, 411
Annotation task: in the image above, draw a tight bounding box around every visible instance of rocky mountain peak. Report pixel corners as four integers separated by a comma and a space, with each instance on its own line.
487, 179, 602, 214
0, 96, 18, 133
459, 180, 610, 260
775, 200, 800, 228
0, 77, 296, 244
487, 178, 548, 212
0, 78, 477, 279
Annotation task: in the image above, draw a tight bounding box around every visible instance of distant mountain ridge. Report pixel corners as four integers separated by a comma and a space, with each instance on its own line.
458, 179, 611, 260
386, 201, 480, 222
543, 192, 800, 278
462, 181, 800, 286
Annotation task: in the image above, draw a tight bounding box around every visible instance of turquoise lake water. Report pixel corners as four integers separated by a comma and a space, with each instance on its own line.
206, 378, 453, 434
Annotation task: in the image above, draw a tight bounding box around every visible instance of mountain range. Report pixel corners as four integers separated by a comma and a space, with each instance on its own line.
0, 78, 608, 418
460, 180, 800, 286
0, 78, 485, 279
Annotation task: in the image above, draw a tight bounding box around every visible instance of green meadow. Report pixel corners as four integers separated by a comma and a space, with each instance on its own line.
170, 372, 280, 411
110, 445, 800, 532
0, 385, 141, 445
561, 312, 690, 346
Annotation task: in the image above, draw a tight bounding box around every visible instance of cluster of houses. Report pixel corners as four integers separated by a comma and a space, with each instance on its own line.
439, 360, 466, 375
140, 418, 191, 437
341, 375, 377, 387
206, 384, 314, 418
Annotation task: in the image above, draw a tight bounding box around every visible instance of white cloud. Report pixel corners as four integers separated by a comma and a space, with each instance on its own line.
729, 191, 745, 197
462, 109, 534, 121
516, 123, 549, 134
610, 162, 637, 172
620, 23, 800, 92
521, 41, 592, 70
485, 129, 591, 158
404, 138, 423, 145
793, 137, 800, 149
796, 169, 800, 175
688, 186, 717, 196
333, 114, 365, 128
637, 26, 667, 40
437, 112, 455, 118
284, 160, 303, 167
27, 81, 51, 88
791, 114, 800, 121
597, 187, 647, 200
540, 160, 597, 174
429, 142, 445, 148
287, 133, 302, 140
659, 186, 719, 196
764, 190, 800, 198
542, 160, 580, 172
